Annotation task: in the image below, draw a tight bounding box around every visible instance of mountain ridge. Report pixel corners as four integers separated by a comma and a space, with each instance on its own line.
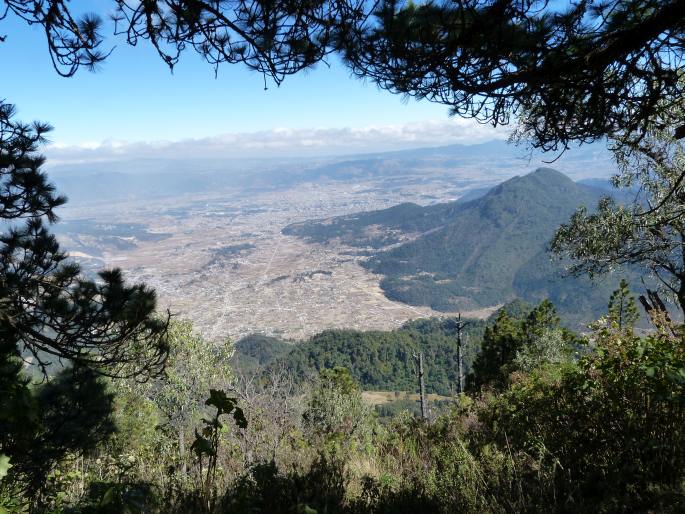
51, 141, 614, 205
284, 168, 632, 324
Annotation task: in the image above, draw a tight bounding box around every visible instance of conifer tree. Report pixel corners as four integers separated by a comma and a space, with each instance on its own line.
522, 299, 560, 342
607, 279, 639, 330
470, 310, 522, 390
0, 103, 169, 377
471, 301, 564, 390
0, 104, 169, 496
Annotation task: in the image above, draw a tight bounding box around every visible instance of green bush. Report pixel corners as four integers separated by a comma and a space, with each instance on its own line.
479, 324, 685, 511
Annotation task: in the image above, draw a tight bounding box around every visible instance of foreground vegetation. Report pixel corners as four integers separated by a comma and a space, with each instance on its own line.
2, 288, 684, 513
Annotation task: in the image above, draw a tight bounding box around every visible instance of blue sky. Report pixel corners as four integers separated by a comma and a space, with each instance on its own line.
0, 6, 504, 162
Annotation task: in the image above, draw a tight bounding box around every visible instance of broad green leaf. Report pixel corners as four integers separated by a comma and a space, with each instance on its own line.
191, 432, 215, 458
99, 486, 115, 506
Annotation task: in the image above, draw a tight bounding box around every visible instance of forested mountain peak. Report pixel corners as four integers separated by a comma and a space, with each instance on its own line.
284, 167, 604, 247
482, 167, 599, 208
286, 168, 631, 325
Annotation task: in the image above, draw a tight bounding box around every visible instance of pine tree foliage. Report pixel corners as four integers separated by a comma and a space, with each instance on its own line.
345, 0, 685, 151
3, 1, 685, 150
0, 103, 169, 505
1, 1, 108, 76
470, 310, 522, 390
607, 279, 639, 330
470, 300, 566, 390
0, 102, 169, 378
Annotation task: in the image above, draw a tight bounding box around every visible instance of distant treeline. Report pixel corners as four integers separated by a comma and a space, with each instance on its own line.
232, 302, 541, 395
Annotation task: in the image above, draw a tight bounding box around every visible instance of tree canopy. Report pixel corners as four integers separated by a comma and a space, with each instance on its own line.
552, 120, 685, 315
0, 103, 169, 378
469, 299, 569, 390
3, 0, 685, 150
0, 101, 170, 500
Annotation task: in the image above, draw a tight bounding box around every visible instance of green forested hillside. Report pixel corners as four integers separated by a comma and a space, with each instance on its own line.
234, 318, 488, 395
283, 201, 456, 248
285, 168, 635, 324
232, 300, 568, 397
231, 334, 294, 374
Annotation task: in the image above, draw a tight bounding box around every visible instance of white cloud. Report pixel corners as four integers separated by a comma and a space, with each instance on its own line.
45, 119, 509, 167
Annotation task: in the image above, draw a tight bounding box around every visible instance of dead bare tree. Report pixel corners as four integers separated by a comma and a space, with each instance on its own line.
412, 351, 427, 421
231, 364, 306, 467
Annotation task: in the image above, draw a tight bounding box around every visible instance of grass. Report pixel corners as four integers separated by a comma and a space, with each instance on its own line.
362, 390, 452, 406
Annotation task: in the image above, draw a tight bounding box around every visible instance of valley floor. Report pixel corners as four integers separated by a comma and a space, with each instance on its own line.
58, 179, 498, 341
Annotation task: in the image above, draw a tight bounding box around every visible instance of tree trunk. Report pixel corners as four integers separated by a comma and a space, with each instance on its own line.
179, 426, 187, 475
416, 352, 427, 420
458, 333, 465, 395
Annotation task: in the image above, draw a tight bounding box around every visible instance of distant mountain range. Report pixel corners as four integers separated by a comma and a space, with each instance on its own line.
284, 168, 637, 325
49, 140, 614, 206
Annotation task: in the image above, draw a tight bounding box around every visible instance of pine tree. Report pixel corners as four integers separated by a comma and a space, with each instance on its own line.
471, 301, 566, 390
607, 279, 639, 330
522, 300, 561, 343
470, 310, 522, 390
0, 104, 169, 496
0, 103, 169, 378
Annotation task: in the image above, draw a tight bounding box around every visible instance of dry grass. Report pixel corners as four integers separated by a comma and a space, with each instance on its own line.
362, 390, 452, 406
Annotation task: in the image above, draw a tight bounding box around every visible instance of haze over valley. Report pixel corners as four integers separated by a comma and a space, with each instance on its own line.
51, 140, 617, 341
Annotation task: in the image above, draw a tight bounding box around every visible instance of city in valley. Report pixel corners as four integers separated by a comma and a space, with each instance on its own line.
52, 142, 611, 342
56, 179, 495, 343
